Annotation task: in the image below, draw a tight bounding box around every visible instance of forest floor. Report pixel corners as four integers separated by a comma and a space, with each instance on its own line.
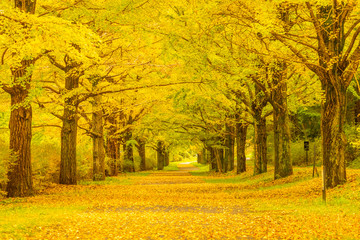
0, 162, 360, 239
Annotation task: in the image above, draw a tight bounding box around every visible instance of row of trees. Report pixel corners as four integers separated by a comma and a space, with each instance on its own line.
1, 0, 360, 197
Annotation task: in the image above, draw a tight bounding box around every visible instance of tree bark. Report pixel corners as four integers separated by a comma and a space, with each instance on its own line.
236, 122, 247, 174
6, 84, 33, 197
59, 75, 79, 185
254, 113, 267, 175
92, 95, 105, 181
321, 83, 347, 188
215, 148, 223, 173
106, 137, 119, 176
273, 71, 292, 179
164, 150, 170, 167
5, 0, 37, 199
136, 138, 146, 171
123, 131, 135, 172
229, 125, 235, 171
157, 141, 165, 170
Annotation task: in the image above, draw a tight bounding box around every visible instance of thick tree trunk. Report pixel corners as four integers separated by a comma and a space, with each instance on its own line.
60, 116, 77, 184
254, 114, 267, 175
321, 83, 347, 188
5, 1, 36, 198
272, 63, 292, 180
92, 95, 105, 181
273, 108, 292, 179
157, 141, 165, 170
236, 122, 248, 174
136, 139, 146, 171
59, 75, 79, 185
273, 78, 292, 179
6, 85, 33, 197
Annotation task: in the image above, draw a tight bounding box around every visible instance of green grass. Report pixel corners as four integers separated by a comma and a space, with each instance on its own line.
164, 161, 180, 171
79, 177, 132, 185
0, 205, 85, 238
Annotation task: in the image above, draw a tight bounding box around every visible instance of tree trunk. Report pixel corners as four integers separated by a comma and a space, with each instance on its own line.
92, 95, 105, 181
215, 148, 223, 173
5, 0, 36, 199
229, 125, 235, 171
209, 147, 216, 171
165, 150, 170, 166
236, 122, 248, 174
270, 61, 292, 179
273, 108, 292, 179
105, 114, 120, 176
6, 85, 33, 197
354, 100, 360, 125
107, 137, 119, 176
59, 75, 79, 185
197, 152, 202, 163
321, 83, 347, 188
123, 131, 135, 172
15, 0, 36, 14
157, 141, 165, 170
254, 113, 267, 175
202, 148, 207, 164
273, 77, 292, 179
136, 139, 146, 171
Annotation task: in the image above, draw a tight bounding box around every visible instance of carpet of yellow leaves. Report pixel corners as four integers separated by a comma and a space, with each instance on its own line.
1, 164, 359, 239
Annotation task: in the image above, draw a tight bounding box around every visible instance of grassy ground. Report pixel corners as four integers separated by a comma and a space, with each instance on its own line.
0, 162, 359, 239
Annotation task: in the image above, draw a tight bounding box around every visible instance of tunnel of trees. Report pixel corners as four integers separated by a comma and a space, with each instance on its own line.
1, 0, 360, 197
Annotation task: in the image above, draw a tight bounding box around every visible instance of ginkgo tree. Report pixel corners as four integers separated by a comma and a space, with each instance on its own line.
267, 0, 360, 188
0, 0, 99, 196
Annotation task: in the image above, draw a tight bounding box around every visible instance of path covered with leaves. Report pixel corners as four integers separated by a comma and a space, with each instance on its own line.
1, 163, 360, 239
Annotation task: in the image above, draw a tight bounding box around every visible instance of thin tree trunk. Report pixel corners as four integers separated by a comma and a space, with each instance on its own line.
15, 0, 36, 13
157, 141, 165, 170
209, 147, 216, 171
229, 125, 235, 171
236, 122, 248, 174
202, 148, 207, 164
197, 152, 202, 163
105, 114, 120, 176
123, 131, 135, 172
254, 114, 267, 175
215, 148, 223, 173
107, 137, 119, 176
92, 95, 105, 181
165, 150, 170, 166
